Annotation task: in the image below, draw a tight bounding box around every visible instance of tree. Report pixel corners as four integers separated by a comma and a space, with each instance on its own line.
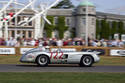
55, 16, 68, 38
44, 16, 55, 37
53, 0, 74, 9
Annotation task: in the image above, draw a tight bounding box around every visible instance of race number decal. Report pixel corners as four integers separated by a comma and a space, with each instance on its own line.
54, 51, 58, 59
50, 51, 63, 59
59, 51, 63, 59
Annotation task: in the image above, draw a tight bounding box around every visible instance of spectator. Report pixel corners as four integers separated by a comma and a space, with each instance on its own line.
6, 38, 11, 46
56, 39, 63, 46
30, 39, 36, 46
102, 40, 107, 47
118, 40, 124, 48
23, 40, 27, 46
97, 41, 102, 47
0, 37, 125, 47
111, 40, 118, 47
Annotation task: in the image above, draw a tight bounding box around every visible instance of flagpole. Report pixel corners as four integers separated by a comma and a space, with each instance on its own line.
85, 0, 88, 46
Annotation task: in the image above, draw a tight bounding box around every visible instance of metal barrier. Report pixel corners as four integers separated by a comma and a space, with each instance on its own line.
0, 46, 125, 56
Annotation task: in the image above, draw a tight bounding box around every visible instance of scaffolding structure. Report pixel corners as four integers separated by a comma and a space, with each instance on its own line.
0, 0, 60, 39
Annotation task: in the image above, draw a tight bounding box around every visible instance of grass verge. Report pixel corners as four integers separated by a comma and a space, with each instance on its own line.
95, 56, 125, 66
0, 72, 125, 83
0, 56, 125, 66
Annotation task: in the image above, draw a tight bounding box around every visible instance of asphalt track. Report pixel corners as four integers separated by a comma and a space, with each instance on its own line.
0, 64, 125, 72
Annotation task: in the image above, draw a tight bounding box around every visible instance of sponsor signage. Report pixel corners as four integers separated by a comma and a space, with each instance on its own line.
121, 34, 125, 42
0, 48, 15, 54
110, 50, 125, 56
20, 48, 33, 54
114, 34, 119, 40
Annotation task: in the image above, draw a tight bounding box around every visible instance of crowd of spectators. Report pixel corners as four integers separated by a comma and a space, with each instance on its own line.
0, 37, 125, 47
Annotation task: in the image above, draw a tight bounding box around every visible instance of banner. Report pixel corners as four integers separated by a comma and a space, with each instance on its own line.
121, 34, 125, 42
110, 50, 125, 56
114, 34, 119, 40
0, 48, 15, 54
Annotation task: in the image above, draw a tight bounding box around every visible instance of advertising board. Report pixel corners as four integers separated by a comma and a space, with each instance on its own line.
110, 49, 125, 56
0, 48, 15, 54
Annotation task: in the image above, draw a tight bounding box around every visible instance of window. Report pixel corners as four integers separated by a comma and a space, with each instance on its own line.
28, 31, 32, 38
28, 17, 32, 26
83, 18, 86, 25
23, 31, 26, 38
83, 8, 86, 12
12, 30, 14, 37
17, 31, 20, 34
66, 18, 70, 26
11, 18, 15, 25
17, 16, 21, 23
91, 8, 95, 11
29, 21, 32, 26
92, 18, 95, 25
54, 17, 58, 25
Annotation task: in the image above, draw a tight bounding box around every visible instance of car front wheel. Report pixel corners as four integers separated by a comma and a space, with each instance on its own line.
36, 55, 49, 67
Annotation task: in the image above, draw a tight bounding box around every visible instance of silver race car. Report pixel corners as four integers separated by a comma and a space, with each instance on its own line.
20, 46, 100, 67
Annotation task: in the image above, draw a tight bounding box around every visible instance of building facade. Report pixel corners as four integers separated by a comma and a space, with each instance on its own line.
2, 1, 125, 39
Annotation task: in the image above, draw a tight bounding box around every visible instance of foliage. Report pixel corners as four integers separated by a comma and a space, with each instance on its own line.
96, 20, 112, 39
44, 16, 55, 37
53, 0, 74, 9
100, 19, 110, 39
118, 21, 124, 34
96, 20, 101, 39
96, 19, 125, 39
111, 21, 118, 36
106, 22, 111, 39
44, 16, 68, 38
55, 16, 68, 39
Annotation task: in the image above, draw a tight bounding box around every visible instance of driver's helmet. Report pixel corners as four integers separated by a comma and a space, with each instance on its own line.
45, 46, 50, 49
45, 46, 50, 52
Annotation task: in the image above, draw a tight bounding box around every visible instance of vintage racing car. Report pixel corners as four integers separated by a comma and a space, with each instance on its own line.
20, 46, 100, 67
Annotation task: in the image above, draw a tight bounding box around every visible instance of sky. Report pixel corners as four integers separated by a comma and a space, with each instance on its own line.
71, 0, 125, 15
1, 0, 125, 15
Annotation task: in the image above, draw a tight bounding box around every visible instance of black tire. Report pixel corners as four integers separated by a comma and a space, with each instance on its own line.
79, 55, 94, 67
36, 55, 49, 67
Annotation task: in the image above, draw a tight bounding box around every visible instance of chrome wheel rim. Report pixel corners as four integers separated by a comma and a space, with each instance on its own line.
39, 56, 47, 65
83, 56, 92, 66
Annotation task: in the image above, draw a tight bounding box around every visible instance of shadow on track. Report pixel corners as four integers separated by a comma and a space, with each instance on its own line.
16, 64, 95, 67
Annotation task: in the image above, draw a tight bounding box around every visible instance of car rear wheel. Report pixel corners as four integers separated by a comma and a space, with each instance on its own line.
36, 55, 49, 67
79, 55, 94, 67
